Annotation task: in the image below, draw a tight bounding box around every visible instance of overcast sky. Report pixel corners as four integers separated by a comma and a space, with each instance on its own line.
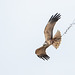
0, 0, 75, 75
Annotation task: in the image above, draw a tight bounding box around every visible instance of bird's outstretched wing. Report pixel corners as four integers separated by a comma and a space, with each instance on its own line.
35, 44, 50, 60
44, 13, 61, 44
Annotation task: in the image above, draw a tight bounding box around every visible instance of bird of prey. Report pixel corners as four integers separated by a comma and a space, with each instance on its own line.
35, 13, 61, 60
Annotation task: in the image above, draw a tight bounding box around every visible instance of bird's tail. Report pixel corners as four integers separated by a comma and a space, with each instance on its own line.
52, 30, 61, 49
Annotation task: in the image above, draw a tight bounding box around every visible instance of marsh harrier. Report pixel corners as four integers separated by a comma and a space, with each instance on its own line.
35, 13, 61, 60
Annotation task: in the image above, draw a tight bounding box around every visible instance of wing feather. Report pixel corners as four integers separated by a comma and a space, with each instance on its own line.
35, 44, 50, 60
44, 13, 61, 44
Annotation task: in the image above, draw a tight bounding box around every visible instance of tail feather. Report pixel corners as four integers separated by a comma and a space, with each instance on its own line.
52, 30, 61, 49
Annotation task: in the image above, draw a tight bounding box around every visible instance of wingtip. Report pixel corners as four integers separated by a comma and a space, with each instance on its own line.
49, 13, 61, 22
37, 54, 50, 60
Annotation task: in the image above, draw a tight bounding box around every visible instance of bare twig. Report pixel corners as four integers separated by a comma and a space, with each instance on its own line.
61, 19, 75, 37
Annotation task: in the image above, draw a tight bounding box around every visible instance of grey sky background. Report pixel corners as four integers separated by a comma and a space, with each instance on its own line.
0, 0, 75, 75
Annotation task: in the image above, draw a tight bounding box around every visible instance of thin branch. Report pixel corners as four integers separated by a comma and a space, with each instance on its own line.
61, 19, 75, 37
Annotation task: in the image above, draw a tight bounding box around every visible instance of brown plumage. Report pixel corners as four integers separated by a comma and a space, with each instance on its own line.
35, 13, 61, 60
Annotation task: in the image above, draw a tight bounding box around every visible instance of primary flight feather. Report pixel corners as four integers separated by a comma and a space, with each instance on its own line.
35, 13, 61, 60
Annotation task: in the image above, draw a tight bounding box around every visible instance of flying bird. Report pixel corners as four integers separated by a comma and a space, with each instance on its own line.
35, 13, 61, 60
